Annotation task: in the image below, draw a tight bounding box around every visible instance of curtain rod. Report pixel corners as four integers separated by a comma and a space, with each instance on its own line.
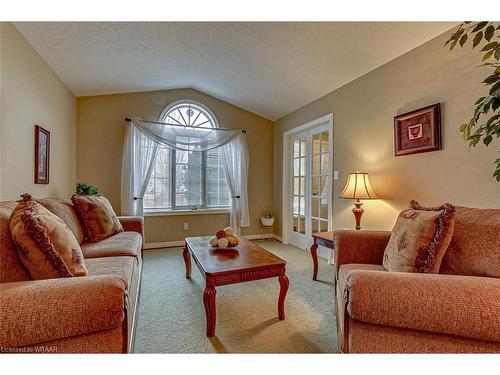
124, 118, 246, 133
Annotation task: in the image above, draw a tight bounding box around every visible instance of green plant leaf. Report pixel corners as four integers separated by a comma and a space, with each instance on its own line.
485, 25, 495, 42
475, 96, 486, 105
490, 81, 500, 95
493, 97, 500, 111
495, 48, 500, 61
481, 42, 498, 52
483, 74, 500, 85
459, 33, 468, 47
486, 114, 500, 126
483, 135, 493, 145
459, 123, 468, 132
472, 22, 488, 32
483, 50, 495, 61
450, 39, 458, 51
473, 31, 483, 48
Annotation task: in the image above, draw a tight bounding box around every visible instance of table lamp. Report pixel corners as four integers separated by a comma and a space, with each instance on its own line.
339, 171, 379, 230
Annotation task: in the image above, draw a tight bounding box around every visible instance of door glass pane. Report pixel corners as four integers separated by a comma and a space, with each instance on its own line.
311, 219, 319, 234
321, 154, 329, 175
293, 196, 299, 214
312, 176, 320, 197
300, 137, 307, 157
300, 157, 306, 176
293, 159, 299, 177
293, 177, 299, 195
312, 155, 320, 175
320, 220, 328, 232
321, 131, 329, 153
299, 197, 305, 216
299, 177, 305, 196
293, 139, 300, 157
311, 197, 319, 218
293, 216, 298, 232
299, 216, 306, 234
312, 133, 320, 154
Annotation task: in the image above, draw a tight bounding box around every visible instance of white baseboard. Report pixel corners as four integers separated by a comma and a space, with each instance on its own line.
144, 234, 282, 250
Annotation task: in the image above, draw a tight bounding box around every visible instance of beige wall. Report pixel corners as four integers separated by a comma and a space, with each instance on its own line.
0, 23, 76, 200
76, 88, 274, 243
273, 30, 500, 236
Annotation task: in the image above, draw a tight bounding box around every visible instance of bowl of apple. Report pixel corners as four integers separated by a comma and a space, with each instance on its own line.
209, 227, 240, 250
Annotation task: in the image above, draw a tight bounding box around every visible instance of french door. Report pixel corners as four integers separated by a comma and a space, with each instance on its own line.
287, 122, 332, 250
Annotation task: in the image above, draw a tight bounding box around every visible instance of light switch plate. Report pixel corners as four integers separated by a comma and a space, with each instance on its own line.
183, 223, 189, 230
333, 171, 339, 180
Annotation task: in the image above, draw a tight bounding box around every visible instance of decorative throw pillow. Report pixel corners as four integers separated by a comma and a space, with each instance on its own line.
9, 193, 88, 280
71, 194, 123, 242
382, 200, 455, 273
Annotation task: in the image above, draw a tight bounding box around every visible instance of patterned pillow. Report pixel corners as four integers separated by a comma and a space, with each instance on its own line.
9, 193, 88, 280
71, 195, 123, 242
383, 200, 455, 273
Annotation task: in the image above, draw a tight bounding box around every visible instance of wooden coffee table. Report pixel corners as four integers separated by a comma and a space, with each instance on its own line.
183, 236, 289, 337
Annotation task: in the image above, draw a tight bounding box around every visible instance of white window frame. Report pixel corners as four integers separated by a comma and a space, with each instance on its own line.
144, 100, 230, 214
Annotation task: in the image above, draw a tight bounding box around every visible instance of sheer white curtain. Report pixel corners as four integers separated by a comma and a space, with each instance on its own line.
132, 117, 240, 151
121, 122, 158, 216
121, 118, 249, 228
220, 133, 250, 234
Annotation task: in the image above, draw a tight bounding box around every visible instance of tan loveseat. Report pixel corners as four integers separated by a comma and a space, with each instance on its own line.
334, 206, 500, 353
0, 198, 143, 353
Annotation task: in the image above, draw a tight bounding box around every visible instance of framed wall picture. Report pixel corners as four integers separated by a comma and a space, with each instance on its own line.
394, 103, 441, 156
34, 125, 50, 184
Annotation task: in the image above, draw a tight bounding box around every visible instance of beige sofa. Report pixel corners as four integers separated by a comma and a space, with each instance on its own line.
0, 198, 143, 353
334, 206, 500, 353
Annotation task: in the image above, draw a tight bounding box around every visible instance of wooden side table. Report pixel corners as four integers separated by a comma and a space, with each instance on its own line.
310, 232, 334, 281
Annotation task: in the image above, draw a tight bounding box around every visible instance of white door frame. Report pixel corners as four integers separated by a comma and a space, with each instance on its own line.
282, 113, 333, 246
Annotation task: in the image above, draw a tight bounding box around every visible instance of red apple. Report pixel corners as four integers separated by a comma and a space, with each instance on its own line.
216, 230, 226, 239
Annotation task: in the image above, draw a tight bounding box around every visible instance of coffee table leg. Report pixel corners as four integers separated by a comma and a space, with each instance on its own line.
183, 247, 191, 279
203, 285, 217, 337
278, 274, 289, 320
311, 243, 318, 281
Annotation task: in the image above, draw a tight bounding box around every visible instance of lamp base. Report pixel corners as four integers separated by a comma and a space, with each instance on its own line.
352, 199, 364, 230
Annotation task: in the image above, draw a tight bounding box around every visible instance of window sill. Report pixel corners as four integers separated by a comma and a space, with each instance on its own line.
144, 208, 230, 217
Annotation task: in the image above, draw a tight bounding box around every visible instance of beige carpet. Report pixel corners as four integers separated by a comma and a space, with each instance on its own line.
133, 240, 338, 353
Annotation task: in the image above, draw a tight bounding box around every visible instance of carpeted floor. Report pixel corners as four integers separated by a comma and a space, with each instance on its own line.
133, 240, 338, 353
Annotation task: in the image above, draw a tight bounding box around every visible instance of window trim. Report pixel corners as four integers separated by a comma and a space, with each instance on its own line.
144, 100, 230, 211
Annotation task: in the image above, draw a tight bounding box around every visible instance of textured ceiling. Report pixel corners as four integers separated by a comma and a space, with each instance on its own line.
14, 22, 455, 120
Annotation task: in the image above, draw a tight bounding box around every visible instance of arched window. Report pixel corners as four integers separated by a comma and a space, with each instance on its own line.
143, 100, 230, 211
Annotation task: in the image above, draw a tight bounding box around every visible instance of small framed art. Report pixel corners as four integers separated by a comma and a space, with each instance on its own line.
394, 103, 441, 156
34, 125, 50, 184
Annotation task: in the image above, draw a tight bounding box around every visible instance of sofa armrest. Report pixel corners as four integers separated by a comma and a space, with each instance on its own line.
344, 270, 500, 343
0, 275, 127, 348
118, 216, 144, 236
334, 230, 391, 276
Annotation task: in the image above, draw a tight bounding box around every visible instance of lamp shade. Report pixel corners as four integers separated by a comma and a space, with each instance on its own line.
339, 171, 378, 200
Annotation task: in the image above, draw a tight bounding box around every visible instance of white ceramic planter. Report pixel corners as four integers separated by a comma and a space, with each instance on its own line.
260, 217, 275, 227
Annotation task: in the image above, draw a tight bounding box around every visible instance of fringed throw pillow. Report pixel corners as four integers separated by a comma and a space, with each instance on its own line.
9, 193, 88, 280
383, 200, 455, 273
71, 194, 123, 242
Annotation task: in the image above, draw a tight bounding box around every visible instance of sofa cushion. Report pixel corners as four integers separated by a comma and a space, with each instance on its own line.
382, 200, 455, 273
85, 256, 135, 288
440, 206, 500, 278
0, 201, 31, 283
37, 198, 85, 244
81, 231, 142, 259
9, 194, 88, 280
72, 195, 123, 242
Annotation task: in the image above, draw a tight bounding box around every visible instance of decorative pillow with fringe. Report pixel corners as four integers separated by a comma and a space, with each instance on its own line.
9, 193, 88, 280
71, 194, 123, 242
382, 200, 455, 273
